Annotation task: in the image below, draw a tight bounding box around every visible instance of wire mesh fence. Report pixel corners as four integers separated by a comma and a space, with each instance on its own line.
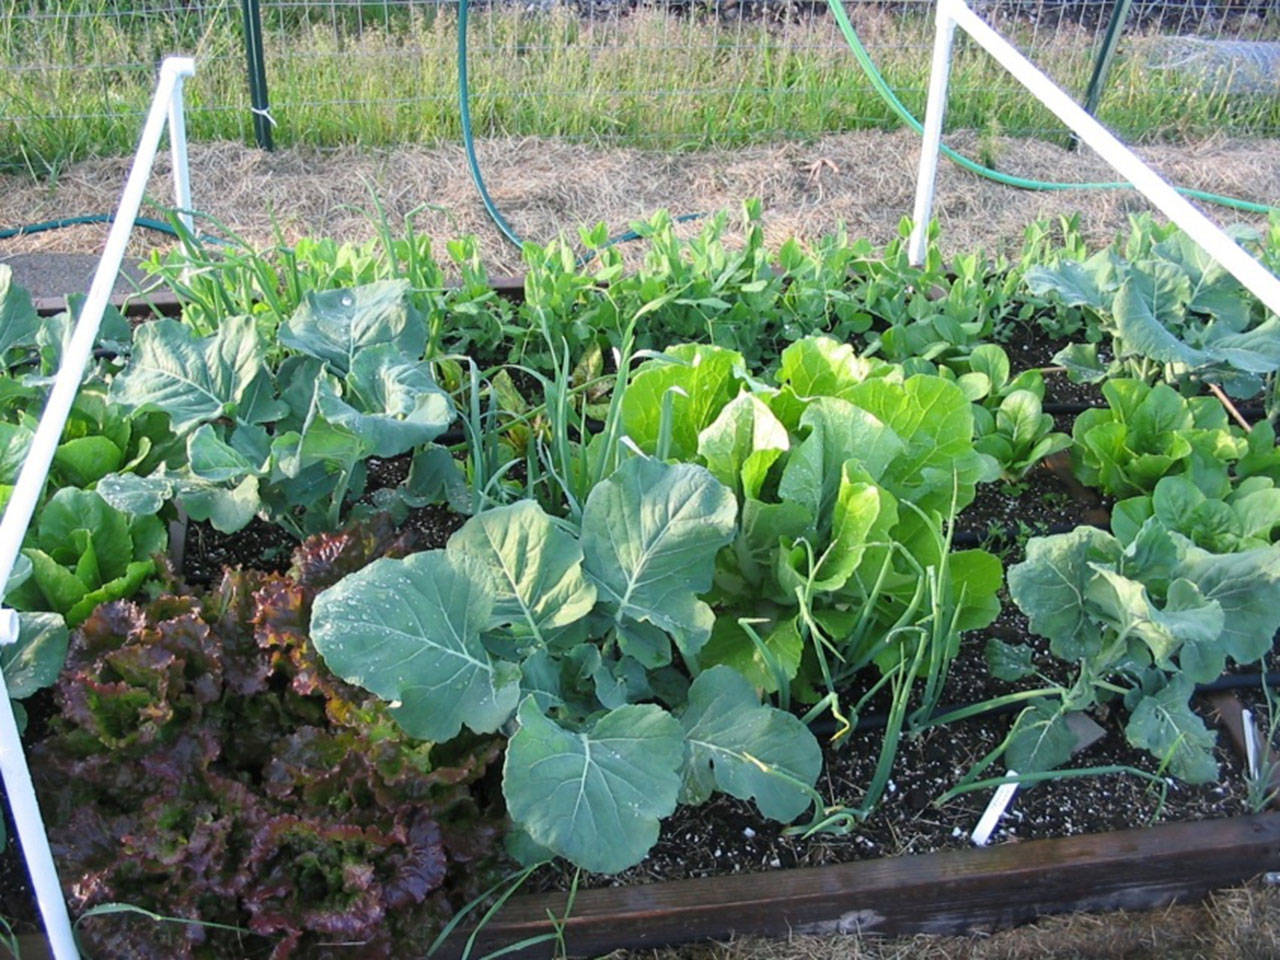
1, 0, 1277, 172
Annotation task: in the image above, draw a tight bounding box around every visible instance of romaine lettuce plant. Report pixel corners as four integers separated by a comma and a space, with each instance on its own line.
1113, 473, 1280, 554
617, 339, 1002, 682
973, 388, 1071, 482
1071, 379, 1243, 499
4, 488, 165, 627
0, 271, 170, 695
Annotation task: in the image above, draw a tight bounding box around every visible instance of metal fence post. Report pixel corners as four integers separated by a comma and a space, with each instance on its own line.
1071, 0, 1134, 150
240, 0, 274, 150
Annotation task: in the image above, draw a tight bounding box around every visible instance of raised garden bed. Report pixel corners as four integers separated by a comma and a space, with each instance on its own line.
2, 209, 1279, 958
461, 813, 1280, 957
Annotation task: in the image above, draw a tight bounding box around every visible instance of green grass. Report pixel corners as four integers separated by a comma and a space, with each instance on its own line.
2, 0, 1278, 175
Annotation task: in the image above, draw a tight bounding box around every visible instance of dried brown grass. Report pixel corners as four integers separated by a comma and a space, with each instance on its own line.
2, 131, 1278, 274
604, 881, 1280, 960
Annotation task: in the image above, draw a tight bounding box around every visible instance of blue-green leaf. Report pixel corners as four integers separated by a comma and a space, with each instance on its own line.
2, 612, 68, 701
0, 265, 41, 357
310, 551, 521, 741
1006, 700, 1074, 774
317, 344, 453, 458
581, 459, 736, 664
279, 280, 426, 374
1009, 527, 1120, 661
446, 501, 596, 646
110, 316, 272, 434
678, 666, 820, 821
503, 698, 683, 873
1125, 675, 1218, 783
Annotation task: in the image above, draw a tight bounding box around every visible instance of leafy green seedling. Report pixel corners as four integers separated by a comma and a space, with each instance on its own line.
974, 389, 1071, 481
5, 488, 165, 627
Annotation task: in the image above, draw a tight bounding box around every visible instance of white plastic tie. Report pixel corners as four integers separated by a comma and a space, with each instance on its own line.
250, 106, 278, 127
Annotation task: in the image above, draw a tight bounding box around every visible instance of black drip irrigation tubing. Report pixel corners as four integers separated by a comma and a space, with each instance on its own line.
1043, 401, 1269, 419
809, 670, 1280, 738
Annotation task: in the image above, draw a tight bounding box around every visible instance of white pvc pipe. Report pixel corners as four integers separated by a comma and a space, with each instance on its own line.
0, 56, 196, 960
168, 69, 195, 236
908, 7, 957, 267
935, 0, 1280, 315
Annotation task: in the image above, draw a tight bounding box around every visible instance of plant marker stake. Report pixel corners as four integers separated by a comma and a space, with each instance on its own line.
1242, 708, 1260, 781
909, 0, 1280, 322
0, 56, 196, 960
968, 714, 1104, 848
971, 771, 1019, 847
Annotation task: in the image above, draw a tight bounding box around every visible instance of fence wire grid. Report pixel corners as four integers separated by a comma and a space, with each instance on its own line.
1, 0, 1278, 172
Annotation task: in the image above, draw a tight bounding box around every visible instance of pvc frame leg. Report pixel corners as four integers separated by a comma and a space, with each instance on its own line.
908, 0, 957, 267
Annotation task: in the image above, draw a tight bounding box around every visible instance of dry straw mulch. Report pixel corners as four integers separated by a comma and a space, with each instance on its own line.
2, 130, 1278, 273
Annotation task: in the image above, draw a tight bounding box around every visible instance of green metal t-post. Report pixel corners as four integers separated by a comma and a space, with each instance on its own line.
1070, 0, 1133, 150
241, 0, 274, 150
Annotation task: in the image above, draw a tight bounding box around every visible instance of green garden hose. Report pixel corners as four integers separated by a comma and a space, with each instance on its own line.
457, 0, 706, 256
0, 214, 184, 242
7, 1, 1276, 247
457, 0, 523, 249
822, 0, 1278, 216
453, 0, 1278, 249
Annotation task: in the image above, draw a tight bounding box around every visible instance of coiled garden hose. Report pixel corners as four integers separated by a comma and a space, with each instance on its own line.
822, 0, 1279, 216
7, 0, 1277, 246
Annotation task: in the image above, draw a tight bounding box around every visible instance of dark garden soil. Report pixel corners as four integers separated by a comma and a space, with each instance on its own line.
181, 514, 298, 583
532, 621, 1260, 895
0, 800, 36, 932
955, 455, 1111, 545
999, 323, 1104, 408
178, 455, 469, 586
